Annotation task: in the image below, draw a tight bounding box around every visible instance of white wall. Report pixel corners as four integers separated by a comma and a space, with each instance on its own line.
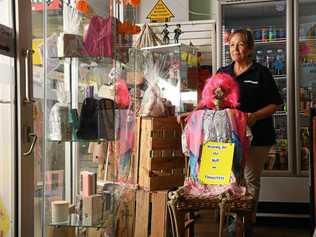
0, 2, 14, 236
137, 0, 189, 23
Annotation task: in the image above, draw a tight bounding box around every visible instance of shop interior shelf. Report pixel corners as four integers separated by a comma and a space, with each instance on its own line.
299, 37, 316, 42
254, 38, 287, 45
224, 38, 286, 47
49, 217, 113, 229
274, 111, 287, 116
141, 43, 193, 53
273, 74, 287, 80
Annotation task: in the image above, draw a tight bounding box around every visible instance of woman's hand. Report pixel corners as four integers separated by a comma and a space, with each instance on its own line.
247, 104, 278, 126
247, 112, 257, 126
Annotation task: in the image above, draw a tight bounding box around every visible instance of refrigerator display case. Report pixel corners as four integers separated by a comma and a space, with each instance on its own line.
217, 0, 314, 206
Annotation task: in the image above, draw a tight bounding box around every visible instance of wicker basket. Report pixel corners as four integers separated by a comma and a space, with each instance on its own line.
167, 186, 255, 237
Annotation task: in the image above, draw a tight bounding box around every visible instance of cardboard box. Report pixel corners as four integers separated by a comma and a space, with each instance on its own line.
82, 194, 103, 226
80, 171, 97, 197
57, 33, 84, 57
47, 226, 75, 237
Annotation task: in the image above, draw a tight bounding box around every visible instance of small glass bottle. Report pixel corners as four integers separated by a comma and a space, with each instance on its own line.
274, 49, 286, 75
266, 49, 275, 72
278, 27, 286, 39
225, 50, 231, 65
256, 50, 265, 66
262, 28, 268, 42
254, 28, 262, 41
268, 26, 275, 42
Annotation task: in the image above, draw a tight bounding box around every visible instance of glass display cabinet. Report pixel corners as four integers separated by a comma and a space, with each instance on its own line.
33, 1, 140, 236
31, 1, 200, 236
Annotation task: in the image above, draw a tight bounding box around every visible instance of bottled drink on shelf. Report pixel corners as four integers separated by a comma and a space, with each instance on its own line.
277, 27, 286, 39
225, 50, 231, 65
262, 28, 268, 42
256, 50, 265, 66
254, 28, 262, 41
273, 49, 286, 75
266, 49, 275, 71
268, 26, 276, 41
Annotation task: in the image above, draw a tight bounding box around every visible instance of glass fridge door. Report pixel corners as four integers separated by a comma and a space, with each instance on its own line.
218, 0, 292, 174
296, 0, 316, 175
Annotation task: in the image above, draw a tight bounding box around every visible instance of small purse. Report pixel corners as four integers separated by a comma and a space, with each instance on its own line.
77, 97, 115, 141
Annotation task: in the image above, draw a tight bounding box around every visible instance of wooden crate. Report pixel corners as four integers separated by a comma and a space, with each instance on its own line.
137, 117, 185, 191
134, 190, 176, 237
47, 226, 75, 237
115, 189, 136, 237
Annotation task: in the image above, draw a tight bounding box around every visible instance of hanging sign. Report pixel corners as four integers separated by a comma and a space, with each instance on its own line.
146, 0, 174, 23
32, 39, 44, 65
198, 141, 234, 185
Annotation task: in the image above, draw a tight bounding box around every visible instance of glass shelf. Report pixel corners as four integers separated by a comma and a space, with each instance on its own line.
48, 139, 108, 143
273, 74, 287, 80
254, 38, 286, 45
141, 43, 191, 52
224, 38, 286, 47
49, 217, 113, 229
299, 37, 316, 42
274, 111, 287, 116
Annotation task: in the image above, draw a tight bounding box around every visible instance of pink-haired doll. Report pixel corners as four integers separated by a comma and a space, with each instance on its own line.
181, 72, 252, 198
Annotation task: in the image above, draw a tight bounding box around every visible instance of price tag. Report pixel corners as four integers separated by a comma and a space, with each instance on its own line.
198, 141, 234, 185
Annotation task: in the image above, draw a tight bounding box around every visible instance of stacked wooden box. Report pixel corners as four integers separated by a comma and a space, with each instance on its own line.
136, 116, 185, 191
134, 116, 185, 237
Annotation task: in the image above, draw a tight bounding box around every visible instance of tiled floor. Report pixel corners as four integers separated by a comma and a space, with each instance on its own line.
194, 210, 310, 237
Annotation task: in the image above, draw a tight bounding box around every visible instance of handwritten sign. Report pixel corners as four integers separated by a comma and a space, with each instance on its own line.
198, 141, 234, 185
147, 0, 174, 23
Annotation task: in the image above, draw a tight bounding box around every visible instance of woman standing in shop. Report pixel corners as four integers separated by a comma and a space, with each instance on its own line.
218, 29, 283, 236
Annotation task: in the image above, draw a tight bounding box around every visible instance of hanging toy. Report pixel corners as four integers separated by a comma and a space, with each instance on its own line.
174, 24, 182, 43
76, 0, 89, 14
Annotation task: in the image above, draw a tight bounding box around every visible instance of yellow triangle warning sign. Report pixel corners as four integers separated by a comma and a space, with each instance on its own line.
147, 0, 174, 22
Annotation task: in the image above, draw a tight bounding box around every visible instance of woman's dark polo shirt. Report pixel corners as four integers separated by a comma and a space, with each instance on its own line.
218, 62, 283, 146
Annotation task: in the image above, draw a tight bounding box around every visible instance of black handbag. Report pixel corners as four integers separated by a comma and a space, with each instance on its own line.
77, 97, 115, 140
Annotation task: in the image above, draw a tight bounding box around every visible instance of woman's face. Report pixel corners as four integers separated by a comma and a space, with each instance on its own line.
229, 33, 252, 63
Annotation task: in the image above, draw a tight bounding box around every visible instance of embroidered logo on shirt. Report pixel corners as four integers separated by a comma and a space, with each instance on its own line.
243, 80, 259, 84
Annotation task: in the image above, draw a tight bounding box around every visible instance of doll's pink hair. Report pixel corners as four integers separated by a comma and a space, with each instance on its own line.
115, 79, 130, 109
198, 73, 239, 109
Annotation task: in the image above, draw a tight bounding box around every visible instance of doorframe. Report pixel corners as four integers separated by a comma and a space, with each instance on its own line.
14, 0, 35, 236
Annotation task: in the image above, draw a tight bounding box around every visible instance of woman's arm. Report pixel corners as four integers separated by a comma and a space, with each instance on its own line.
247, 104, 278, 126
